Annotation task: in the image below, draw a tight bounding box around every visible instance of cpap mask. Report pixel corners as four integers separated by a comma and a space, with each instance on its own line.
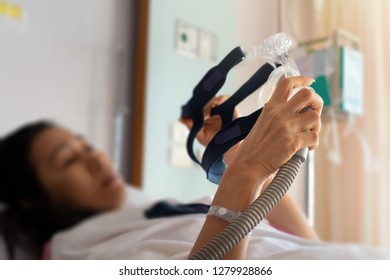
243, 33, 300, 107
182, 33, 307, 184
182, 33, 313, 260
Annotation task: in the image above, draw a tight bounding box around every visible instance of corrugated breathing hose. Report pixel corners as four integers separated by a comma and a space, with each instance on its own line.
189, 153, 305, 260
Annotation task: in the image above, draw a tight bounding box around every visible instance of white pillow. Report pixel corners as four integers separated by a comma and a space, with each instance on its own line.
0, 185, 156, 259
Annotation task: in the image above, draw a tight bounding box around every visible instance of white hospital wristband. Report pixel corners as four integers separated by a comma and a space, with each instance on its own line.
207, 205, 241, 223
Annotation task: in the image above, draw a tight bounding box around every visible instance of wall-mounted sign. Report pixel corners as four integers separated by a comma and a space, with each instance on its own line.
0, 1, 23, 20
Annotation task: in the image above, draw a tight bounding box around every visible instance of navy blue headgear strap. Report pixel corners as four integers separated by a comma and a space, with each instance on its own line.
210, 63, 274, 128
202, 108, 263, 184
181, 61, 274, 165
181, 47, 245, 164
181, 46, 279, 183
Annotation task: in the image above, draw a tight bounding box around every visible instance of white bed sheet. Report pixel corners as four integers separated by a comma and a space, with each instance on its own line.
50, 187, 390, 260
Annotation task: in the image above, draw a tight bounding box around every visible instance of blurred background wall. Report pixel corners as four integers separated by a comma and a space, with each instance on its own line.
142, 0, 237, 201
0, 0, 134, 154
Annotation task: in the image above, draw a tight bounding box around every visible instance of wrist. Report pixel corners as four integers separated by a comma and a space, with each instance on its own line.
226, 157, 270, 185
222, 141, 242, 165
212, 162, 267, 211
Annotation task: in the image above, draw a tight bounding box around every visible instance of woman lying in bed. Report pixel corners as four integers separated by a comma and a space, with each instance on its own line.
0, 76, 389, 259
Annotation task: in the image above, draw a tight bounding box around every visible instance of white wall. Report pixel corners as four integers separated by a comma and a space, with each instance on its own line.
0, 0, 132, 154
236, 0, 279, 114
0, 0, 133, 260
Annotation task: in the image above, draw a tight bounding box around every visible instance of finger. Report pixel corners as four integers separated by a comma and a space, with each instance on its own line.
287, 87, 324, 114
299, 130, 320, 150
203, 114, 222, 128
203, 95, 229, 117
297, 109, 321, 130
180, 117, 193, 130
232, 107, 241, 119
271, 76, 315, 103
182, 95, 228, 134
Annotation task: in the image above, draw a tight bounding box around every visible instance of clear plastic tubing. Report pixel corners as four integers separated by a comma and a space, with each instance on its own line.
241, 33, 301, 107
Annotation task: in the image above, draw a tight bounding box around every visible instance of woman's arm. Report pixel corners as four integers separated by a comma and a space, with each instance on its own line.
184, 76, 323, 259
188, 163, 266, 259
266, 192, 319, 240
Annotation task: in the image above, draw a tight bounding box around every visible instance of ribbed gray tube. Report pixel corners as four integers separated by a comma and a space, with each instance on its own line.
189, 154, 304, 260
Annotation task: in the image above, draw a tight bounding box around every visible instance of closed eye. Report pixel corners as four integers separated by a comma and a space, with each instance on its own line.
64, 155, 79, 167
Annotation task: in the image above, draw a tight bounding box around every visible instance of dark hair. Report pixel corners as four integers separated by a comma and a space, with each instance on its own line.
0, 121, 95, 259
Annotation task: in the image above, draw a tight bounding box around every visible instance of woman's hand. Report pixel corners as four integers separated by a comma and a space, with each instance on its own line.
181, 95, 240, 147
229, 76, 323, 182
189, 76, 323, 260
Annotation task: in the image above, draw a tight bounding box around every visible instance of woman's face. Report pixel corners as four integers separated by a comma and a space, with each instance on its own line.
29, 126, 126, 212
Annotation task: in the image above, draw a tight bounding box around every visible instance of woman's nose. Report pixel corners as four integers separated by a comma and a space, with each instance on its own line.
86, 152, 103, 173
